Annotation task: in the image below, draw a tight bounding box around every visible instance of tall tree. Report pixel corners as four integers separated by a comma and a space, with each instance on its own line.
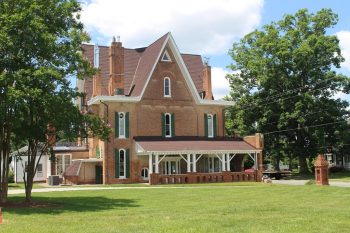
226, 8, 350, 173
0, 0, 110, 203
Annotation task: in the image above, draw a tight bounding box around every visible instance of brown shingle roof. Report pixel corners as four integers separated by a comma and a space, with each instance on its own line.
82, 33, 205, 100
136, 140, 258, 153
63, 160, 82, 177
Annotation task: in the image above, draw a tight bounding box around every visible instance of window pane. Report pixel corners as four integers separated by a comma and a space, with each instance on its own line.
119, 113, 125, 136
165, 114, 171, 136
119, 150, 125, 177
164, 78, 170, 96
208, 115, 213, 137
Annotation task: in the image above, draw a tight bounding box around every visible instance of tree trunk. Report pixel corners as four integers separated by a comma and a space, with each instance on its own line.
298, 154, 309, 173
25, 179, 33, 203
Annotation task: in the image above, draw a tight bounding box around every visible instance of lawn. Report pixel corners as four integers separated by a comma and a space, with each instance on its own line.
2, 183, 350, 233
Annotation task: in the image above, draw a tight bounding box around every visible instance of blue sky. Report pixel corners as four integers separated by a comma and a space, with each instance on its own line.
81, 0, 350, 99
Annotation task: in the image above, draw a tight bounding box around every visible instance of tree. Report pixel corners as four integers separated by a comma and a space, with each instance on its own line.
0, 0, 110, 203
226, 8, 350, 173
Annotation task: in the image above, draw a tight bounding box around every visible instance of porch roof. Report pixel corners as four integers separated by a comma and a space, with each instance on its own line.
135, 140, 260, 155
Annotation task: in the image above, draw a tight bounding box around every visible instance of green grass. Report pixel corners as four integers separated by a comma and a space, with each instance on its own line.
2, 183, 350, 233
8, 183, 47, 190
329, 171, 350, 182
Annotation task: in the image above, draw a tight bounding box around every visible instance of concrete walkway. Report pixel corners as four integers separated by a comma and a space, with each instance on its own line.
272, 179, 350, 187
8, 185, 257, 195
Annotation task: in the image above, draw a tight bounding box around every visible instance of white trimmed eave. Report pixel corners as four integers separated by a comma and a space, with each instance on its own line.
87, 95, 141, 105
136, 149, 261, 156
199, 99, 235, 106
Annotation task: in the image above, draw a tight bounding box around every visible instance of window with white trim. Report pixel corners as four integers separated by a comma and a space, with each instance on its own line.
164, 77, 171, 97
141, 168, 149, 180
207, 114, 214, 138
119, 112, 125, 138
165, 113, 172, 137
56, 154, 72, 177
119, 149, 126, 178
37, 164, 43, 177
161, 50, 172, 62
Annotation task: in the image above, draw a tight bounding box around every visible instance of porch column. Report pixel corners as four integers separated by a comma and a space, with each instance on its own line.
192, 154, 197, 173
155, 154, 159, 173
254, 152, 257, 170
149, 154, 153, 174
221, 154, 226, 172
226, 154, 230, 172
187, 154, 191, 172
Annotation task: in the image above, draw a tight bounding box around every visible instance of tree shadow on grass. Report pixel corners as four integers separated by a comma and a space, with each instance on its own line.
3, 195, 139, 215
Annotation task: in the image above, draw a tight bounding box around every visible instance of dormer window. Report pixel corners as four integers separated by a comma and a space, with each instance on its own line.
161, 50, 172, 62
164, 77, 171, 97
94, 45, 99, 68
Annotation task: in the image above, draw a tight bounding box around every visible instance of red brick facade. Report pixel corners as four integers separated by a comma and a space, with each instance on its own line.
72, 33, 263, 185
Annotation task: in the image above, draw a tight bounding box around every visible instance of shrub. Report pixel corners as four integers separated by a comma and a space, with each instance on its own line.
329, 166, 344, 173
8, 170, 15, 183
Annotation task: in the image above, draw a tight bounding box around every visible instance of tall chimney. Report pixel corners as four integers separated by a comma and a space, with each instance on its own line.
92, 71, 101, 97
202, 63, 213, 100
108, 36, 124, 96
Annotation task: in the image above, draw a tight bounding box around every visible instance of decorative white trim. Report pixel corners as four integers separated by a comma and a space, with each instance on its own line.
135, 147, 262, 156
87, 95, 141, 105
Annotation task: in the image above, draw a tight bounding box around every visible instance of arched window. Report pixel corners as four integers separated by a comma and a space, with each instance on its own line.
119, 112, 125, 138
141, 168, 149, 180
164, 77, 171, 97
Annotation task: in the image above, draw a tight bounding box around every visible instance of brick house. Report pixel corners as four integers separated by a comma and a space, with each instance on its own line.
64, 32, 263, 185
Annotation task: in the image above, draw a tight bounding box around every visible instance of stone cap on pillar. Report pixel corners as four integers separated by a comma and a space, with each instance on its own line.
314, 154, 329, 167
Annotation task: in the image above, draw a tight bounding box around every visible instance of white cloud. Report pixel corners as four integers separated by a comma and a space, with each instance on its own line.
337, 30, 350, 72
80, 0, 263, 55
211, 67, 231, 100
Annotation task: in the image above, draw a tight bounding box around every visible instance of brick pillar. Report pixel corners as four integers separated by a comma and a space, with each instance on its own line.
222, 171, 232, 182
150, 173, 159, 185
314, 154, 329, 185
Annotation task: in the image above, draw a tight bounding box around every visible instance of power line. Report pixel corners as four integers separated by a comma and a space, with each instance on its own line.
263, 119, 349, 135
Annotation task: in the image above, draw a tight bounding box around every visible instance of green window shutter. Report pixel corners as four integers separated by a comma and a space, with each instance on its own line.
204, 113, 208, 137
115, 112, 119, 138
213, 114, 217, 137
115, 149, 119, 178
161, 113, 165, 137
125, 112, 129, 138
126, 149, 130, 178
171, 113, 175, 137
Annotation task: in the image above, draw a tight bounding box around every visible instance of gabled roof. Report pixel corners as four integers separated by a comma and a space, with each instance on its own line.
84, 32, 234, 106
130, 33, 168, 96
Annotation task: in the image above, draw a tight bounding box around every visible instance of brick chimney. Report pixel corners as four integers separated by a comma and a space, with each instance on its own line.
92, 71, 101, 97
202, 63, 213, 100
108, 36, 124, 96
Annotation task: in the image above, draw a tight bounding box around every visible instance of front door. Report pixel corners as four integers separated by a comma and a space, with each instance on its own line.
162, 159, 180, 175
95, 165, 103, 184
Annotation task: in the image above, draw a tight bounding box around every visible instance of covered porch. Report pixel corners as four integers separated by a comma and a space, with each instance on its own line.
136, 139, 263, 185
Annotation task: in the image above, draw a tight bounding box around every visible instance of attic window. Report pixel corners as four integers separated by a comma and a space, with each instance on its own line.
161, 50, 172, 62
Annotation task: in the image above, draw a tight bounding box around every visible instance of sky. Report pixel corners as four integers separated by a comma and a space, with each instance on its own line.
80, 0, 350, 100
